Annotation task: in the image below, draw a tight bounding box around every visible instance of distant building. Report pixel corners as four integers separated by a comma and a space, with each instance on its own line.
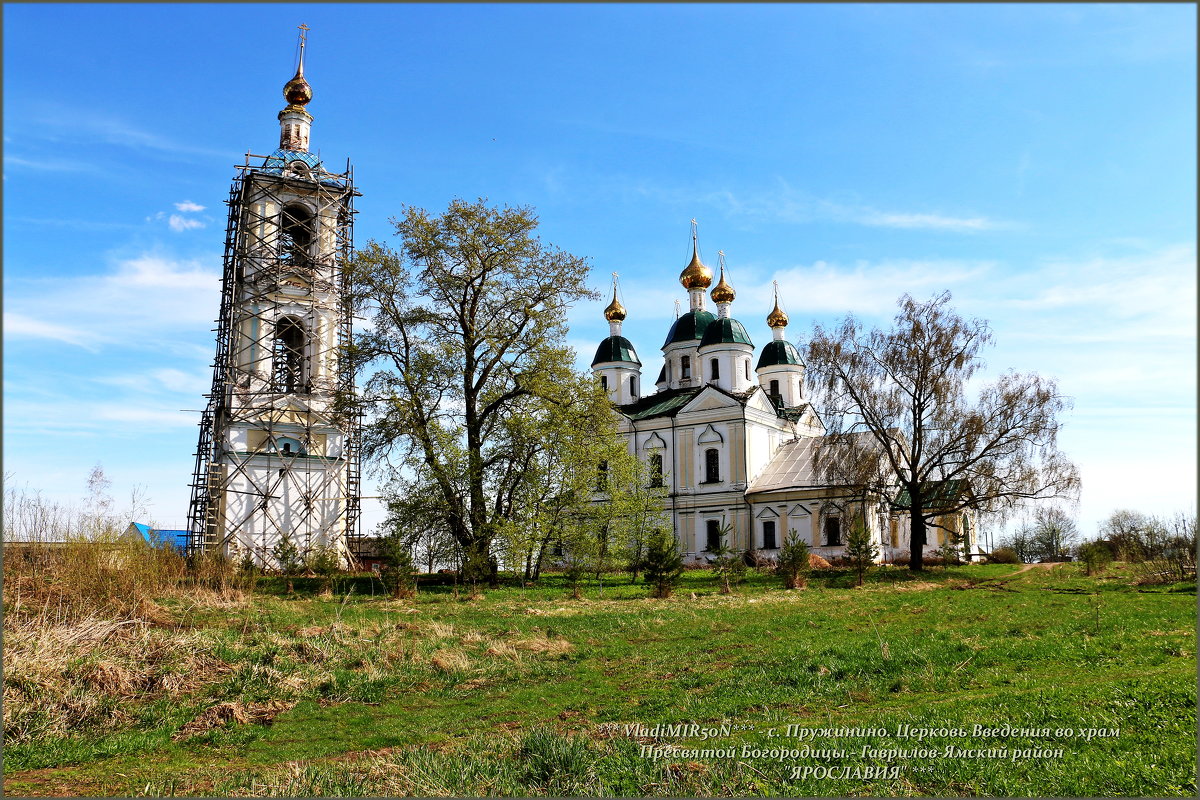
121, 522, 189, 553
590, 231, 979, 563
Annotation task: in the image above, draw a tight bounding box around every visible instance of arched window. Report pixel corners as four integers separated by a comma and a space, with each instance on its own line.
769, 379, 780, 397
600, 375, 608, 390
630, 375, 638, 397
710, 358, 719, 381
704, 448, 720, 483
649, 453, 664, 488
744, 359, 750, 381
681, 355, 691, 380
272, 317, 306, 393
280, 204, 314, 269
596, 460, 608, 491
705, 520, 722, 552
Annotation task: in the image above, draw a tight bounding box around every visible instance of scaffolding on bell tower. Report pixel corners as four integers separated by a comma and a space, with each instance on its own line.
186, 30, 362, 568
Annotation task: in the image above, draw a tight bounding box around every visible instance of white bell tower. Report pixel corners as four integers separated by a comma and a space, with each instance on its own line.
188, 26, 361, 568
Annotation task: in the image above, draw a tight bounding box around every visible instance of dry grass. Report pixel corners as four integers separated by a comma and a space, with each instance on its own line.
2, 612, 228, 744
510, 633, 574, 656
430, 648, 471, 672
173, 700, 296, 741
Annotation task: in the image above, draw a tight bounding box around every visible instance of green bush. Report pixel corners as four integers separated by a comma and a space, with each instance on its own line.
642, 529, 683, 599
777, 530, 811, 589
987, 546, 1021, 564
1077, 541, 1113, 576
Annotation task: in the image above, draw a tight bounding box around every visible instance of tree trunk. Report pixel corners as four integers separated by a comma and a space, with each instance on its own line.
909, 510, 926, 572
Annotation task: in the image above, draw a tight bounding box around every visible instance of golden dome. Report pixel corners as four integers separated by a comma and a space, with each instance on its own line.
284, 67, 312, 107
679, 241, 713, 290
603, 287, 627, 322
711, 262, 735, 304
766, 298, 789, 328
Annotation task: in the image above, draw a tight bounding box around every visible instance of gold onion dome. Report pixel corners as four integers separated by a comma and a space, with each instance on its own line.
711, 265, 735, 304
679, 242, 713, 290
283, 66, 312, 107
767, 298, 790, 328
603, 289, 627, 322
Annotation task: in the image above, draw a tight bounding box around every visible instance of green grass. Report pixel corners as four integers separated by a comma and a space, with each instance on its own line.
3, 563, 1195, 796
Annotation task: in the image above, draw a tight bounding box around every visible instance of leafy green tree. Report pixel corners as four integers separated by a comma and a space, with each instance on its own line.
642, 529, 683, 599
843, 516, 879, 586
777, 529, 812, 589
347, 199, 598, 586
490, 373, 658, 586
805, 292, 1080, 571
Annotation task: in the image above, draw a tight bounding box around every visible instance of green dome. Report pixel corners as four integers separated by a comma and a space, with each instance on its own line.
591, 335, 641, 367
699, 317, 754, 348
756, 339, 803, 369
662, 309, 716, 347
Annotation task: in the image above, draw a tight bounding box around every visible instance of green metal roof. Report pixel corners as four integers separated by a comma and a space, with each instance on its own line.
893, 480, 971, 510
619, 387, 703, 421
756, 339, 803, 369
699, 317, 754, 348
662, 309, 716, 346
591, 335, 641, 367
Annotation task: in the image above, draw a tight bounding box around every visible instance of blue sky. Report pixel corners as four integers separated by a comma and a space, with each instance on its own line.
4, 3, 1195, 541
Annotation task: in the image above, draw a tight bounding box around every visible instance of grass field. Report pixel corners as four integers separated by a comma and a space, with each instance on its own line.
3, 562, 1195, 797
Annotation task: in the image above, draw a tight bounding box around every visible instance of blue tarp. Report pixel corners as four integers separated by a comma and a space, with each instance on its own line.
130, 522, 188, 552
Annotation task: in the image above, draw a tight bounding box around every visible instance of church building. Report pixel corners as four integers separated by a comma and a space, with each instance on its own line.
591, 232, 976, 563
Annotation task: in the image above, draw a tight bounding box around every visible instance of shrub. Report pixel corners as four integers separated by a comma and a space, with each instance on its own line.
742, 548, 773, 571
642, 530, 683, 599
706, 540, 745, 595
378, 536, 418, 599
305, 546, 342, 594
1076, 541, 1113, 576
271, 537, 303, 594
844, 518, 879, 586
987, 547, 1021, 564
777, 530, 811, 589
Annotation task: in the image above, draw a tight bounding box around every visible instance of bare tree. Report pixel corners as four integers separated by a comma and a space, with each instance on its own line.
1029, 506, 1078, 561
805, 292, 1080, 571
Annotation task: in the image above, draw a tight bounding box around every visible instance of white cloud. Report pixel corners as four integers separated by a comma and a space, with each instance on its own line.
5, 252, 221, 351
610, 175, 1013, 233
3, 313, 98, 350
93, 404, 199, 428
167, 214, 204, 232
771, 258, 995, 315
855, 211, 1000, 232
3, 154, 99, 173
174, 201, 205, 213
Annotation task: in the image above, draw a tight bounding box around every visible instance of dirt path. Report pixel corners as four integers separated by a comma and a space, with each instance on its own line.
1014, 562, 1059, 574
